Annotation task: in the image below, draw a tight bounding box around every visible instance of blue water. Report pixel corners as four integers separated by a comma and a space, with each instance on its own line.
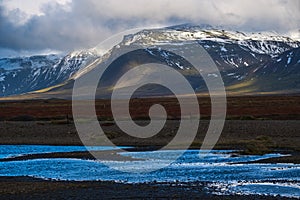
0, 145, 120, 159
0, 145, 299, 198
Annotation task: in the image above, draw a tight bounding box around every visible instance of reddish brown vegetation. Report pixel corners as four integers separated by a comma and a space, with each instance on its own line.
0, 95, 299, 120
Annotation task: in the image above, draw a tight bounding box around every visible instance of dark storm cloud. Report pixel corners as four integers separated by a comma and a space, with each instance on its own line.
0, 0, 299, 54
0, 2, 113, 51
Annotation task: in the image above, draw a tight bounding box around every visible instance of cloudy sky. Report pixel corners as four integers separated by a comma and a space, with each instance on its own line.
0, 0, 299, 57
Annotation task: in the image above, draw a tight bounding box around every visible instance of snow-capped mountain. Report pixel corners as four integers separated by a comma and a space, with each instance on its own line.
1, 24, 300, 98
78, 24, 300, 96
123, 24, 299, 57
0, 50, 100, 96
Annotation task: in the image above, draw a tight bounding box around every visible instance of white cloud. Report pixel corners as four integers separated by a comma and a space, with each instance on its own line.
1, 0, 71, 25
0, 0, 299, 55
2, 0, 70, 15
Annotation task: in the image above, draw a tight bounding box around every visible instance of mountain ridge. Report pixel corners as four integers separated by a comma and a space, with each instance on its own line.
1, 25, 300, 99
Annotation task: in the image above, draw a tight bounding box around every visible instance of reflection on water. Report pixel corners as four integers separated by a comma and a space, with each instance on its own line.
0, 145, 299, 198
229, 182, 300, 198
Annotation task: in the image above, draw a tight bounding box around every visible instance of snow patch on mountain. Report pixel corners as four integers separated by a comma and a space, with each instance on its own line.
121, 25, 300, 58
1, 25, 300, 97
0, 49, 100, 96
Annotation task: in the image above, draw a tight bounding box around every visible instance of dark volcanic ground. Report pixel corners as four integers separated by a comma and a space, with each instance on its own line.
0, 176, 296, 200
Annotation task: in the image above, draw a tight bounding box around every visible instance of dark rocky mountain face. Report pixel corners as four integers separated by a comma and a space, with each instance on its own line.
0, 25, 299, 98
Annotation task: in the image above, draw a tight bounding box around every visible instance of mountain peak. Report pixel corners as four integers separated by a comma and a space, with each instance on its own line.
120, 25, 300, 55
1, 25, 300, 98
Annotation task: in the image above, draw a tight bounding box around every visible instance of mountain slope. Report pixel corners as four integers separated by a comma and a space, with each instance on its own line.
0, 50, 100, 96
1, 24, 300, 99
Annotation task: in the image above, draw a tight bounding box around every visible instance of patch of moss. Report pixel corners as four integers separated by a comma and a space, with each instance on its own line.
242, 136, 275, 155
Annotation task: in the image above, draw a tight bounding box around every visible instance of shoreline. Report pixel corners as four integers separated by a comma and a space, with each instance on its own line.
0, 120, 299, 163
0, 176, 296, 200
0, 119, 299, 199
0, 147, 299, 164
